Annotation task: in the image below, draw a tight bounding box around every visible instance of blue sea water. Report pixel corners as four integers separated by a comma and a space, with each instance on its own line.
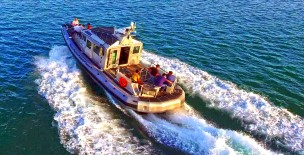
0, 0, 303, 154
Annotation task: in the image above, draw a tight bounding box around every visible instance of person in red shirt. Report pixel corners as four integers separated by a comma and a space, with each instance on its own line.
87, 23, 92, 29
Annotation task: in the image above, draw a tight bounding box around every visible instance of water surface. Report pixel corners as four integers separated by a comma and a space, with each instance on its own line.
0, 0, 303, 154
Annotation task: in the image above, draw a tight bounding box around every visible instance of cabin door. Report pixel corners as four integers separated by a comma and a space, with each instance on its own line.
92, 45, 103, 68
107, 48, 120, 68
119, 46, 130, 65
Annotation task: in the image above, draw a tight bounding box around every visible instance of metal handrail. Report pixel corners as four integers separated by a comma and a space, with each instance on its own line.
144, 62, 170, 74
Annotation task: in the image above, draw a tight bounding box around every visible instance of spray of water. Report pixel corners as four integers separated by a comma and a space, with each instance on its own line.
35, 46, 155, 154
104, 78, 275, 154
35, 46, 277, 154
141, 50, 304, 153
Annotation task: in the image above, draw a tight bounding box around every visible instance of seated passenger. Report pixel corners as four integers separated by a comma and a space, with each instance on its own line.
72, 18, 79, 26
87, 23, 92, 29
148, 64, 160, 76
164, 71, 176, 86
131, 69, 142, 84
154, 73, 172, 91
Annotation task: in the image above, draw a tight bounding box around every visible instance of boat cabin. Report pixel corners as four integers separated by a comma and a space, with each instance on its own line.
70, 23, 178, 98
63, 22, 185, 113
72, 23, 142, 70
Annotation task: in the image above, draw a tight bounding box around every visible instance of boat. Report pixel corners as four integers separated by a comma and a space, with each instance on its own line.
61, 22, 185, 113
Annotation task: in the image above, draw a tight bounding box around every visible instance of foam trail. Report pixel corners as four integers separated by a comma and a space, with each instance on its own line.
104, 91, 275, 154
141, 51, 304, 153
34, 46, 278, 154
35, 46, 155, 155
127, 106, 277, 155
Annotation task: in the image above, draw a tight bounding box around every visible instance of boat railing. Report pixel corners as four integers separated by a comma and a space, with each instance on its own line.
143, 62, 172, 75
114, 67, 155, 97
139, 84, 160, 98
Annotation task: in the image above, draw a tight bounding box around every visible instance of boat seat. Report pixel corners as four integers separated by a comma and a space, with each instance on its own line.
140, 84, 161, 97
131, 83, 140, 95
165, 80, 177, 94
153, 86, 161, 97
140, 68, 153, 83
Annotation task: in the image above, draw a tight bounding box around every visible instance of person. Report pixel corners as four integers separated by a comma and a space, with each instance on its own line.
72, 18, 79, 26
73, 24, 83, 33
124, 28, 130, 35
87, 23, 92, 29
165, 71, 176, 86
69, 24, 84, 38
149, 64, 160, 76
131, 69, 142, 84
154, 73, 172, 91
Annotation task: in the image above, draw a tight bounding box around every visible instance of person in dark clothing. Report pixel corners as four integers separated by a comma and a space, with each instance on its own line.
154, 73, 172, 91
149, 64, 160, 76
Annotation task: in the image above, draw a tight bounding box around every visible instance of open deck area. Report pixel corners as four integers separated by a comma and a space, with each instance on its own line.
105, 64, 183, 101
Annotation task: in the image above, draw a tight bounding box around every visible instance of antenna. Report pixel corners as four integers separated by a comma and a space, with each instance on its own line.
130, 22, 136, 31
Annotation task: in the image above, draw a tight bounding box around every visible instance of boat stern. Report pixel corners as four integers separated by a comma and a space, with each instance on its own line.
136, 90, 185, 113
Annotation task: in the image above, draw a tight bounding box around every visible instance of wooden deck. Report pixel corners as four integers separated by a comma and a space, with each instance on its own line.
139, 88, 183, 102
105, 64, 183, 102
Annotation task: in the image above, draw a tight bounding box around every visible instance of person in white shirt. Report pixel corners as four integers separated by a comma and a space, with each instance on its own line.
74, 25, 83, 32
69, 24, 83, 38
72, 18, 79, 26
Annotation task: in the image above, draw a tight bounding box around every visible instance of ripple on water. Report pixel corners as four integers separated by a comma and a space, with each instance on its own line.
0, 0, 303, 154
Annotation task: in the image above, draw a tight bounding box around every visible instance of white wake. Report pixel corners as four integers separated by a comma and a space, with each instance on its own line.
35, 46, 155, 155
35, 46, 278, 154
141, 50, 304, 154
103, 73, 276, 154
105, 87, 276, 155
128, 107, 276, 155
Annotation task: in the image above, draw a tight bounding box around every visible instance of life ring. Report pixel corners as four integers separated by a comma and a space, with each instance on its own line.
119, 77, 128, 88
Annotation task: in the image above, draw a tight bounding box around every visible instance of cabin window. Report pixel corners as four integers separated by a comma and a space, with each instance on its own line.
82, 34, 86, 41
93, 45, 103, 56
111, 50, 117, 64
133, 46, 140, 54
93, 45, 100, 55
86, 40, 92, 49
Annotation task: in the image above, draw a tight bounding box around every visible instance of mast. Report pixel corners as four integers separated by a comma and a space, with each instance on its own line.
120, 22, 136, 45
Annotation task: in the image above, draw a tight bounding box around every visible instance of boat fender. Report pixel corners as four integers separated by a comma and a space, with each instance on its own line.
119, 77, 128, 88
